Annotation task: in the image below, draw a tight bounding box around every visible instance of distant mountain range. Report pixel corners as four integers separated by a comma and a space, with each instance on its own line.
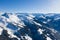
0, 13, 60, 40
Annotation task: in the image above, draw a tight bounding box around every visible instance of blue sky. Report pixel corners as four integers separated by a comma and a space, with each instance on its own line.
0, 0, 60, 13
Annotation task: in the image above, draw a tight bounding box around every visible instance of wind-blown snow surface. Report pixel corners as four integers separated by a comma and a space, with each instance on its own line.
0, 13, 60, 40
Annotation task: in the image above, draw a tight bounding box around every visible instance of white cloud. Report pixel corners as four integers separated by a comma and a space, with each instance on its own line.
45, 0, 60, 13
31, 0, 60, 13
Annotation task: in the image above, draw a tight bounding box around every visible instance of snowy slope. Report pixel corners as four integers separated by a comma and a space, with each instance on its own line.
0, 13, 60, 40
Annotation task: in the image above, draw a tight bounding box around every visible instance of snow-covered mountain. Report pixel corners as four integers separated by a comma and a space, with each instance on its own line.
0, 13, 60, 40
